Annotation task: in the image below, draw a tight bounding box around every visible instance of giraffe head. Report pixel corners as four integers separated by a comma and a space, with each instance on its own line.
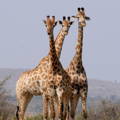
59, 16, 74, 35
43, 16, 57, 35
72, 7, 90, 27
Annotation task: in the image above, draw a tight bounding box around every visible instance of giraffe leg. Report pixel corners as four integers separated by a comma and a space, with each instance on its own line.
16, 105, 20, 120
55, 96, 68, 120
81, 92, 88, 120
57, 97, 64, 120
65, 104, 70, 120
49, 99, 55, 120
54, 97, 59, 120
17, 94, 33, 120
63, 95, 70, 120
43, 95, 49, 120
70, 95, 79, 120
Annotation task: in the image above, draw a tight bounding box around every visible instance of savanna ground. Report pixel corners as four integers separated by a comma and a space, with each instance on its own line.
0, 79, 120, 120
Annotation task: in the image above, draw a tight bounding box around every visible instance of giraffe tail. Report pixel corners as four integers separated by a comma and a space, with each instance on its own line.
16, 105, 19, 120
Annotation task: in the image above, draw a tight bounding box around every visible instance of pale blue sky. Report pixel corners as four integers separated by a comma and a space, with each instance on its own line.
0, 0, 120, 81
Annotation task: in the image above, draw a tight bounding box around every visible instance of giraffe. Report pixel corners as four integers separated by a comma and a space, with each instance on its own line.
66, 8, 90, 120
43, 16, 72, 120
36, 16, 73, 119
40, 16, 74, 119
16, 16, 72, 120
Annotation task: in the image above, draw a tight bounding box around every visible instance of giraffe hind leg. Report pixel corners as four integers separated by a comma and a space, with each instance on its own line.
17, 94, 33, 120
49, 99, 55, 120
16, 105, 19, 120
81, 91, 88, 119
70, 95, 79, 120
62, 95, 69, 120
57, 99, 64, 120
43, 95, 49, 120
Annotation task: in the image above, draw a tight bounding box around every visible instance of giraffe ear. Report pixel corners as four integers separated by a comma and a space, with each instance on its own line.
59, 21, 62, 25
72, 16, 76, 18
78, 8, 81, 11
70, 21, 74, 25
43, 20, 46, 24
54, 21, 57, 26
85, 16, 90, 20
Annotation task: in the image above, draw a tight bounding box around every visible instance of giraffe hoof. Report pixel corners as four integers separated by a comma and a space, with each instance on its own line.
83, 112, 87, 119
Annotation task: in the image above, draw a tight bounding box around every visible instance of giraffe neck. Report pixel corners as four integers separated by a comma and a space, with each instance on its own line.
55, 29, 66, 58
49, 32, 59, 74
36, 29, 65, 69
70, 23, 84, 71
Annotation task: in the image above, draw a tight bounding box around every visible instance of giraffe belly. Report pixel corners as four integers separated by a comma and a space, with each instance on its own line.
26, 79, 56, 96
70, 73, 87, 95
26, 80, 46, 96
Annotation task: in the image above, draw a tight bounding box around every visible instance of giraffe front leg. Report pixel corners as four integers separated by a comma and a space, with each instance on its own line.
49, 98, 55, 120
56, 95, 63, 120
62, 94, 70, 120
57, 99, 64, 120
65, 105, 70, 120
81, 92, 88, 119
56, 87, 64, 120
43, 95, 49, 120
70, 95, 79, 120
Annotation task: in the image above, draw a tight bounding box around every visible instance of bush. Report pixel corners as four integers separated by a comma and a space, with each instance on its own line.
0, 76, 120, 120
76, 100, 120, 120
0, 76, 15, 120
13, 101, 120, 120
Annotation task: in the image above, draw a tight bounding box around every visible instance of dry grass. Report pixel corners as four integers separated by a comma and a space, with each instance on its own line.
0, 77, 120, 120
76, 100, 120, 120
13, 101, 120, 120
0, 77, 15, 120
1, 98, 120, 120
